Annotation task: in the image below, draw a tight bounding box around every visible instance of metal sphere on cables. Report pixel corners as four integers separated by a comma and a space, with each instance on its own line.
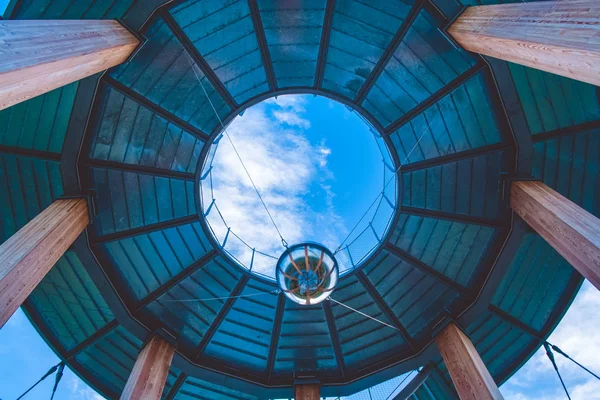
276, 243, 338, 305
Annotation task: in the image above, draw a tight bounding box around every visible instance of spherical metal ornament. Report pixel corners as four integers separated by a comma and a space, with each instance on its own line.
276, 243, 338, 305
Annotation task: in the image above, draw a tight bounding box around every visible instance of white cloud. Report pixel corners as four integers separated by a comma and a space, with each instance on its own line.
203, 95, 347, 276
502, 281, 600, 400
68, 375, 105, 399
272, 110, 311, 129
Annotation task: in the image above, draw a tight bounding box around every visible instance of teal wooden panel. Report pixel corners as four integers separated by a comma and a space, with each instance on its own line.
0, 82, 78, 154
13, 0, 135, 19
363, 251, 459, 336
390, 74, 501, 165
364, 11, 474, 125
492, 233, 575, 331
29, 251, 115, 351
322, 0, 413, 99
112, 18, 231, 135
176, 376, 260, 400
509, 63, 600, 135
171, 0, 269, 103
465, 312, 535, 382
329, 275, 407, 369
104, 221, 213, 300
91, 86, 204, 173
74, 326, 142, 395
274, 298, 337, 375
0, 154, 63, 242
143, 256, 242, 349
402, 151, 506, 219
204, 281, 278, 373
258, 0, 326, 88
162, 366, 182, 399
391, 215, 496, 287
532, 129, 600, 217
91, 168, 195, 235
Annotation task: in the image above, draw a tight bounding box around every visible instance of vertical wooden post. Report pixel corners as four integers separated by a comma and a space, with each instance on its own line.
294, 383, 320, 400
510, 181, 600, 290
0, 20, 139, 110
121, 335, 176, 400
435, 323, 503, 400
448, 0, 600, 86
0, 198, 89, 328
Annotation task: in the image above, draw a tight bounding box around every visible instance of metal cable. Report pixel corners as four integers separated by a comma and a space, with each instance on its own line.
334, 111, 443, 254
159, 289, 280, 303
548, 342, 600, 381
16, 362, 64, 400
544, 343, 572, 400
329, 298, 400, 331
186, 55, 288, 249
385, 370, 415, 400
49, 363, 65, 400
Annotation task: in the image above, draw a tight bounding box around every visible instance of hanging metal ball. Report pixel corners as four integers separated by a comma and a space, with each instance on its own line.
276, 243, 338, 305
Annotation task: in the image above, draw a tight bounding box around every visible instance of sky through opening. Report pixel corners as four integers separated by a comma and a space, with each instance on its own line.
201, 94, 396, 278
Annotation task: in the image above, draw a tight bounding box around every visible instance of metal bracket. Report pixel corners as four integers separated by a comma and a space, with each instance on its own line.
115, 18, 149, 65
501, 175, 541, 203
430, 309, 461, 339
437, 5, 467, 50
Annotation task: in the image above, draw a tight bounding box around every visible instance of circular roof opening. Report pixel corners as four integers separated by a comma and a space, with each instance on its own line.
199, 94, 398, 280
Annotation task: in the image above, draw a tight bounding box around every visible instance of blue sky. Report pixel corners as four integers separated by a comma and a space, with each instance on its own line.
1, 95, 599, 399
202, 95, 392, 276
0, 0, 9, 17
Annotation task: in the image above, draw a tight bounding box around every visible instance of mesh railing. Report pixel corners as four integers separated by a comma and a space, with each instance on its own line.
199, 108, 398, 280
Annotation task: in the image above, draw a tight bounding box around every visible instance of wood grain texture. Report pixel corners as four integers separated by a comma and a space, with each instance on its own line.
0, 20, 139, 110
294, 383, 320, 400
511, 181, 600, 290
0, 198, 89, 328
120, 335, 175, 400
435, 323, 503, 400
448, 0, 600, 86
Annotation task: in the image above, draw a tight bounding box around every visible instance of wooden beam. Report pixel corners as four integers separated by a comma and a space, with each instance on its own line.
0, 20, 139, 110
0, 198, 89, 328
294, 383, 320, 400
435, 323, 503, 400
121, 335, 175, 400
510, 181, 600, 291
448, 1, 600, 86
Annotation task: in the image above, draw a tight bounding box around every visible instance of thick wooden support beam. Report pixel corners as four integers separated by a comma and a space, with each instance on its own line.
121, 335, 176, 400
0, 198, 89, 328
435, 323, 503, 400
294, 383, 320, 400
0, 20, 139, 110
448, 1, 600, 86
511, 181, 600, 290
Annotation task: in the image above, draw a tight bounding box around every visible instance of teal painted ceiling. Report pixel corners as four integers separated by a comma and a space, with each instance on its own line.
1, 0, 599, 398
